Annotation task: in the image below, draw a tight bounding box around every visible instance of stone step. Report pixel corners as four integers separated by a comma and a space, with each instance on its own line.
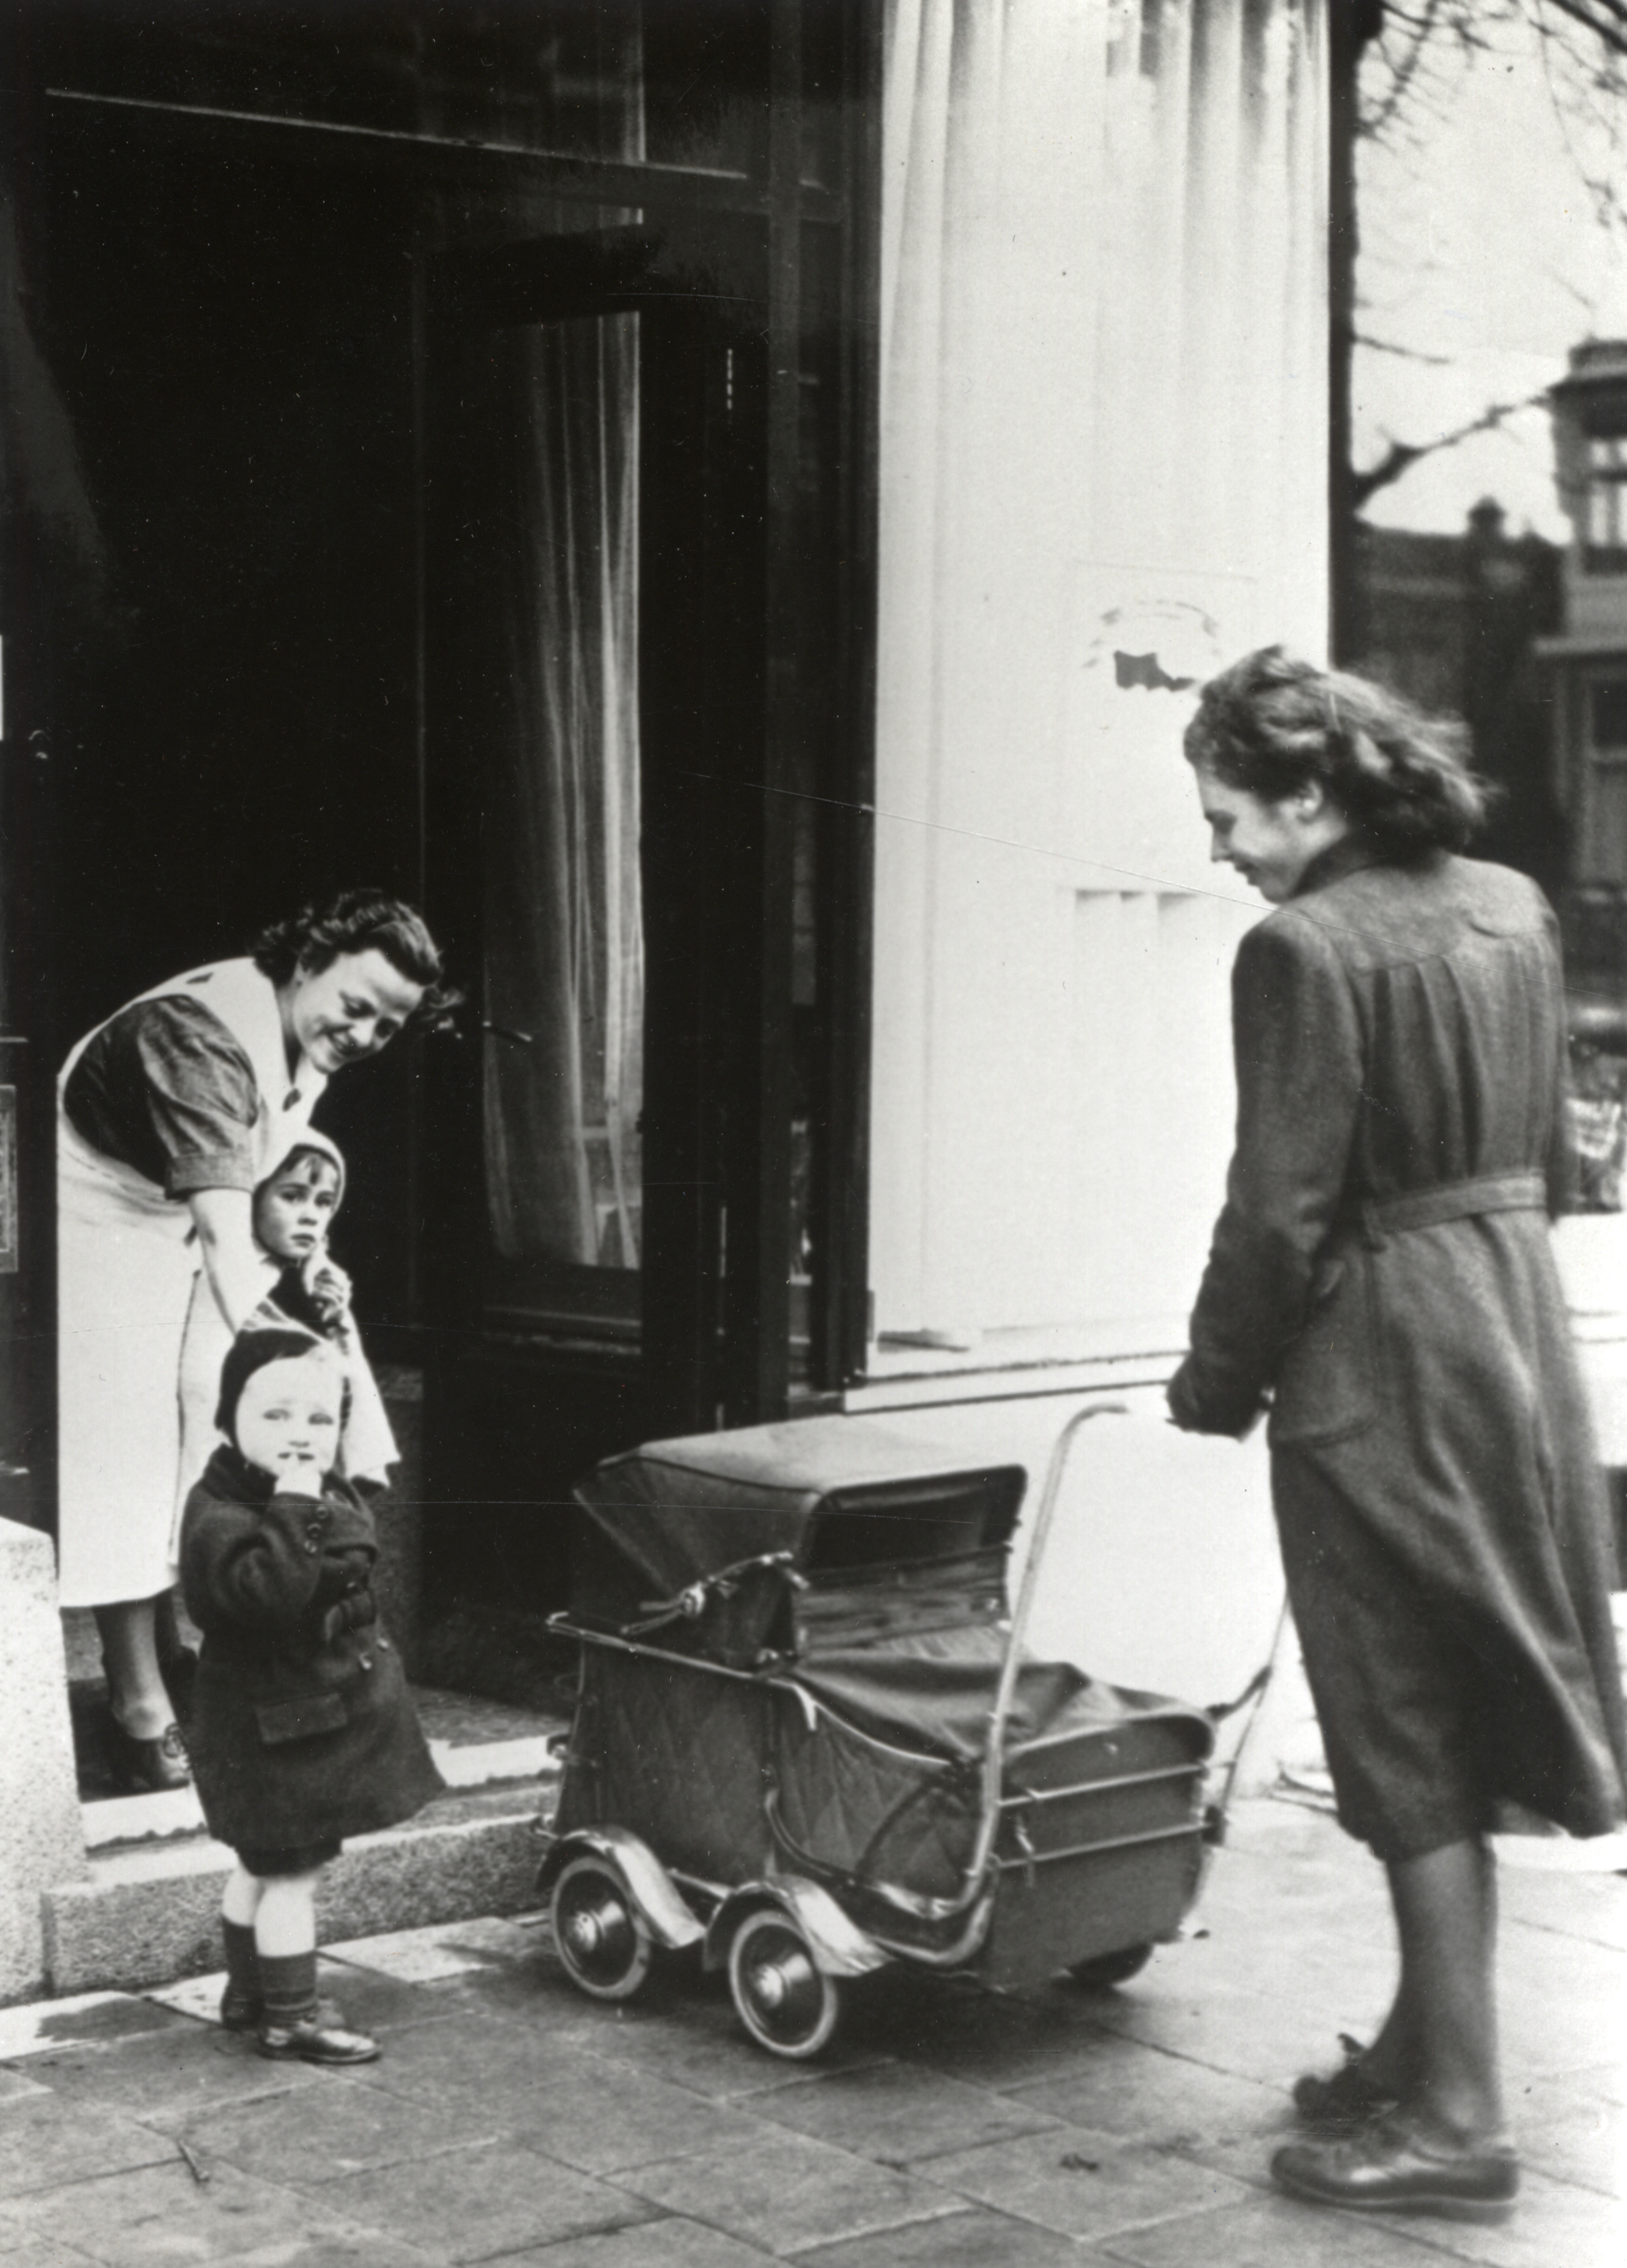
44, 1774, 557, 1999
79, 1731, 559, 1851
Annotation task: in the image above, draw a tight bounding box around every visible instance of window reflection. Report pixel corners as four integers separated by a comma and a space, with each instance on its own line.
473, 312, 644, 1274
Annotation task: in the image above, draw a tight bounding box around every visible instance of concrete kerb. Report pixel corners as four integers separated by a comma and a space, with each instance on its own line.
41, 1804, 548, 1999
0, 1518, 89, 2003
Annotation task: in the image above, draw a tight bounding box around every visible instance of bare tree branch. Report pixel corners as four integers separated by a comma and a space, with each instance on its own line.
1541, 0, 1627, 59
1352, 393, 1550, 510
1356, 333, 1456, 365
1363, 0, 1451, 140
1346, 0, 1627, 518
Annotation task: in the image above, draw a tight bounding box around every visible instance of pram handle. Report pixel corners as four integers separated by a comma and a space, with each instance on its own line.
972, 1403, 1127, 1888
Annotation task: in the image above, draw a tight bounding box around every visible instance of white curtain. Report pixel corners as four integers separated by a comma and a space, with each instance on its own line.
872, 0, 1328, 1342
477, 312, 645, 1272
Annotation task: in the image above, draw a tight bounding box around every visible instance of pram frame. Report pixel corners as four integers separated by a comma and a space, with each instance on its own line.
539, 1405, 1219, 2054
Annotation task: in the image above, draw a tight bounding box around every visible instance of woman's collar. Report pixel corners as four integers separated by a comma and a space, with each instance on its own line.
1290, 829, 1392, 899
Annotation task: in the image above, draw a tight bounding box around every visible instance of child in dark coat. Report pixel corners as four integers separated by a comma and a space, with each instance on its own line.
180, 1328, 444, 2063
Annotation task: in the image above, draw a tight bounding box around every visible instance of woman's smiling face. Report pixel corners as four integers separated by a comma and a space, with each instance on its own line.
1194, 765, 1347, 905
284, 949, 425, 1075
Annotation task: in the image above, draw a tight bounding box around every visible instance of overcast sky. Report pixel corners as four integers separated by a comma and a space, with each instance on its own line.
1356, 5, 1627, 542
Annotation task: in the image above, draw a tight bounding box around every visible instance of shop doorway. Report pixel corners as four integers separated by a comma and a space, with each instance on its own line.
3, 3, 878, 1751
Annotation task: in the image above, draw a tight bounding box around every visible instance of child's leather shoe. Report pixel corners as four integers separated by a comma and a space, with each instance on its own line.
257, 2005, 379, 2064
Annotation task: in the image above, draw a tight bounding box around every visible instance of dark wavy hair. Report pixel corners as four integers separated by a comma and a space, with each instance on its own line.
1183, 646, 1490, 857
252, 889, 460, 1033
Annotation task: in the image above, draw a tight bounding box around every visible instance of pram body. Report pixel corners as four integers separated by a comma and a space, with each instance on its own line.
539, 1407, 1217, 2056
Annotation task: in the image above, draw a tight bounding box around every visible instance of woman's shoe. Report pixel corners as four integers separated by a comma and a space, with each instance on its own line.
1292, 2033, 1398, 2130
1271, 2118, 1519, 2221
104, 1719, 191, 1794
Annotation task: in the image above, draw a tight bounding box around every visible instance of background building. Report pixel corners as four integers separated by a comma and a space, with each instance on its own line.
1539, 339, 1627, 1024
1349, 502, 1565, 902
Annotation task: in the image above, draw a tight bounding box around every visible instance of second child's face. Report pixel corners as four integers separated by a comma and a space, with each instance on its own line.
255, 1159, 339, 1263
233, 1354, 342, 1477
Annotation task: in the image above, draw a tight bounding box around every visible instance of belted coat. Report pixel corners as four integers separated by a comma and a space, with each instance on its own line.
1169, 837, 1627, 1861
180, 1446, 443, 1852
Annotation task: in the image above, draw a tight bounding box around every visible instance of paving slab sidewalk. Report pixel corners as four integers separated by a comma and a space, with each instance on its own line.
0, 1799, 1620, 2267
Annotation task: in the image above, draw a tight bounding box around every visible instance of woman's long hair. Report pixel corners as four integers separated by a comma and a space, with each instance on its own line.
253, 888, 460, 1032
1184, 646, 1490, 856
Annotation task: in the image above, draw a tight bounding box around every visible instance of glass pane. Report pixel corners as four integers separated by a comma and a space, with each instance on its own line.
476, 314, 644, 1274
1588, 763, 1627, 887
1591, 679, 1627, 752
641, 0, 765, 172
420, 2, 646, 157
799, 0, 845, 188
39, 2, 765, 171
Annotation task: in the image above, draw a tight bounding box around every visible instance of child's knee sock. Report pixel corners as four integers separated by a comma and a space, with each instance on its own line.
220, 1919, 262, 2030
258, 1948, 319, 2033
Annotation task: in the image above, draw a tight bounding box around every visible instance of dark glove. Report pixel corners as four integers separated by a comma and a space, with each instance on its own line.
1167, 1361, 1264, 1439
310, 1542, 371, 1603
321, 1586, 378, 1643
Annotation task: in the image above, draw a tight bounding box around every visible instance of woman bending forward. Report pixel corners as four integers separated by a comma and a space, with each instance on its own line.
57, 889, 455, 1790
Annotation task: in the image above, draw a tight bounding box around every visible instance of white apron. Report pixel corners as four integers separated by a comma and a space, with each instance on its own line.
56, 959, 325, 1608
176, 1126, 398, 1494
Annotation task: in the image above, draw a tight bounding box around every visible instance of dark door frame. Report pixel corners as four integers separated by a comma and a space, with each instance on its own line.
416, 5, 879, 1433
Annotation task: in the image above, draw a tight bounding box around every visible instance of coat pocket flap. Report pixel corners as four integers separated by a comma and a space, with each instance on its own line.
1269, 1245, 1378, 1448
255, 1692, 348, 1746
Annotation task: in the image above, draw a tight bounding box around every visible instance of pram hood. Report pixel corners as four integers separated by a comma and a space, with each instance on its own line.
571, 1413, 1027, 1667
558, 1414, 1217, 1977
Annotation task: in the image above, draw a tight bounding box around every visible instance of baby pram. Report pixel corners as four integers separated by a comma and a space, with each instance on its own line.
538, 1406, 1221, 2058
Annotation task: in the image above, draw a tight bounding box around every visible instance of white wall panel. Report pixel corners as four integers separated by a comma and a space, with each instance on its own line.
872, 0, 1328, 1346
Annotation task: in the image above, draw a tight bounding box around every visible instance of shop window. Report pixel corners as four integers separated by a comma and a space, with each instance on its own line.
1582, 677, 1627, 890
1591, 679, 1627, 752
1584, 435, 1627, 572
33, 2, 759, 174
475, 314, 644, 1284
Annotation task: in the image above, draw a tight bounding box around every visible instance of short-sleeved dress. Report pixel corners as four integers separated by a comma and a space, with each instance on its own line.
1168, 836, 1627, 1862
56, 960, 324, 1607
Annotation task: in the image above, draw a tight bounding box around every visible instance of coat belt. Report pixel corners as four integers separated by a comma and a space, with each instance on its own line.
1361, 1171, 1546, 1247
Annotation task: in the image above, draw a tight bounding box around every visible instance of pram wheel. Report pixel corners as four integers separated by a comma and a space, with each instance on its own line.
728, 1909, 842, 2058
1067, 1942, 1153, 1990
551, 1856, 654, 2001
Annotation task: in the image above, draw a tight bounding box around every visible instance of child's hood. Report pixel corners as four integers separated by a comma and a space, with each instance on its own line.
265, 1127, 347, 1212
